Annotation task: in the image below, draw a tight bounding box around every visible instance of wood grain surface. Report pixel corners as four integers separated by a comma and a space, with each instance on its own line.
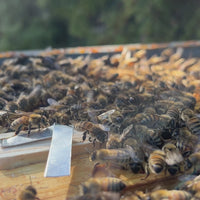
0, 150, 180, 200
0, 153, 93, 200
0, 131, 181, 200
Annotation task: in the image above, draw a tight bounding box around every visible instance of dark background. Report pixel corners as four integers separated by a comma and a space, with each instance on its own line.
0, 0, 200, 51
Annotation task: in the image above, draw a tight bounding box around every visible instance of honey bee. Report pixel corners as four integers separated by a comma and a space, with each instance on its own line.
18, 185, 40, 200
26, 85, 44, 110
162, 143, 183, 166
121, 105, 138, 118
122, 124, 162, 148
5, 101, 19, 112
96, 94, 108, 108
173, 101, 186, 114
58, 95, 77, 106
10, 79, 31, 94
181, 108, 195, 121
148, 189, 191, 200
17, 85, 49, 112
50, 112, 70, 125
154, 100, 175, 115
90, 146, 133, 166
147, 150, 166, 175
114, 96, 132, 109
182, 175, 200, 195
90, 145, 144, 172
69, 102, 88, 121
135, 113, 175, 130
186, 116, 200, 135
17, 94, 29, 111
10, 113, 48, 135
184, 152, 200, 175
162, 143, 183, 175
106, 134, 122, 149
80, 177, 126, 195
166, 104, 180, 120
161, 48, 173, 57
133, 125, 163, 148
143, 106, 157, 115
0, 97, 7, 110
49, 84, 68, 100
181, 109, 200, 135
99, 110, 124, 134
134, 49, 146, 59
173, 127, 198, 157
74, 121, 108, 144
129, 93, 155, 105
43, 70, 73, 88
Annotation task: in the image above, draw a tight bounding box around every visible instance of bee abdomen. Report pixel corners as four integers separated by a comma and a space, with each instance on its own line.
166, 105, 179, 119
149, 150, 165, 174
151, 163, 164, 174
167, 164, 179, 175
147, 130, 163, 147
140, 114, 156, 124
92, 127, 108, 143
176, 139, 193, 157
105, 178, 126, 192
186, 117, 200, 135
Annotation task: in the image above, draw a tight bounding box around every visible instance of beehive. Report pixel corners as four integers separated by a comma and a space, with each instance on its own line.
1, 41, 200, 200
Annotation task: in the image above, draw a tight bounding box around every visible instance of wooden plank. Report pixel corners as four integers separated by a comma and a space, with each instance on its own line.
0, 152, 180, 200
0, 155, 94, 200
0, 130, 101, 170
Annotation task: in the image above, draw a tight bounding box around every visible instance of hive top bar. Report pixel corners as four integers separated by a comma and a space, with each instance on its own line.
1, 40, 200, 59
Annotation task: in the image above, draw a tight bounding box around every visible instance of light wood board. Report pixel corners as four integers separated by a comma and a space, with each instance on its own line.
0, 130, 101, 170
0, 130, 181, 200
0, 152, 180, 200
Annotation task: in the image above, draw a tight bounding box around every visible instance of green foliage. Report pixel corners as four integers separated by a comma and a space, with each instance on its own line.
0, 0, 200, 51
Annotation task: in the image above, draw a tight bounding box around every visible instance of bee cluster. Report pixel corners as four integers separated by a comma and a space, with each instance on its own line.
1, 47, 200, 199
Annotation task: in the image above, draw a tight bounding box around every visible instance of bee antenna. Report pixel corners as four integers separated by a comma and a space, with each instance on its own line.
29, 175, 32, 185
84, 147, 91, 154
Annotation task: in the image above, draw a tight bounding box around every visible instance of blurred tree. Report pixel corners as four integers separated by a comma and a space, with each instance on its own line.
0, 0, 52, 50
0, 0, 200, 51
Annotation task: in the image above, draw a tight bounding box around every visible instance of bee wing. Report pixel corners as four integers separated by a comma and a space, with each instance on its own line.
120, 124, 133, 141
125, 145, 144, 163
165, 149, 183, 166
87, 109, 98, 124
14, 110, 34, 116
98, 124, 110, 131
87, 90, 94, 103
97, 109, 116, 121
47, 98, 59, 106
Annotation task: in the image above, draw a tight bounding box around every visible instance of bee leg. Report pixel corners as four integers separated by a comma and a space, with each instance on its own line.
141, 164, 150, 180
15, 124, 23, 135
92, 138, 96, 147
28, 123, 32, 136
89, 137, 92, 142
82, 131, 88, 141
74, 112, 79, 120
